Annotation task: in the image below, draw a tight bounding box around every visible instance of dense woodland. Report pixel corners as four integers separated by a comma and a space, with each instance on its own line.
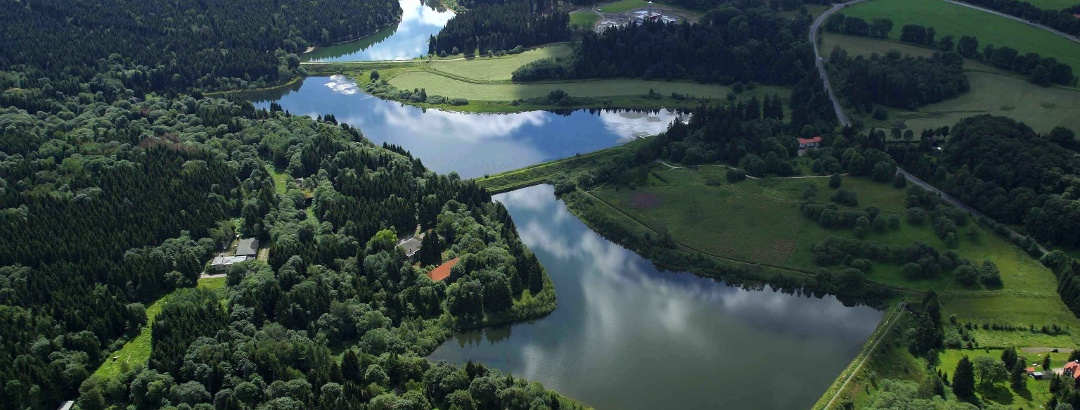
428, 0, 570, 56
829, 49, 969, 110
0, 0, 401, 92
826, 15, 1077, 86
0, 67, 570, 408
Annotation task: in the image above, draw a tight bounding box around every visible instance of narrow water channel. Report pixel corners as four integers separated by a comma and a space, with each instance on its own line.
429, 185, 883, 409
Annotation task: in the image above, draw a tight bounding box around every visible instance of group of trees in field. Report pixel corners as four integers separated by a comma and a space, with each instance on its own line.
829, 49, 969, 110
958, 0, 1080, 37
0, 0, 401, 93
428, 0, 570, 57
827, 14, 1076, 86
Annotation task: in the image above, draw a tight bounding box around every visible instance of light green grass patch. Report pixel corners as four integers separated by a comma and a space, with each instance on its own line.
91, 278, 227, 380
843, 0, 1080, 73
428, 44, 574, 82
822, 33, 1006, 73
571, 11, 601, 28
599, 0, 648, 13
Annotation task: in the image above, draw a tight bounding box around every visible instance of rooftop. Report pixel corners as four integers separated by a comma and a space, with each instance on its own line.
236, 238, 259, 256
398, 237, 422, 257
798, 136, 823, 144
212, 255, 250, 266
428, 257, 460, 282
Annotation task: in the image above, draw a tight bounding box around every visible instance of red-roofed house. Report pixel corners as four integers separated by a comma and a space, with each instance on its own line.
1073, 13, 1080, 19
798, 136, 823, 149
427, 257, 460, 282
1064, 360, 1080, 384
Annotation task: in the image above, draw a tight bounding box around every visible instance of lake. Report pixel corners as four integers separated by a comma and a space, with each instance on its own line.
245, 75, 683, 179
302, 0, 455, 62
429, 185, 883, 409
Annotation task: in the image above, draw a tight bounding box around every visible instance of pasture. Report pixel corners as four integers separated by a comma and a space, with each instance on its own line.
822, 34, 1080, 134
842, 0, 1080, 73
428, 44, 574, 82
570, 11, 601, 29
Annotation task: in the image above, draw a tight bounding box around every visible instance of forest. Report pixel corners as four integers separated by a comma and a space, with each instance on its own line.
0, 63, 573, 408
825, 15, 1076, 86
0, 0, 401, 92
428, 0, 570, 57
828, 49, 969, 110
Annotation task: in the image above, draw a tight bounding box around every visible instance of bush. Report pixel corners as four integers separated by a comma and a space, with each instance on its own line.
873, 107, 888, 120
725, 168, 747, 183
954, 264, 978, 286
829, 173, 843, 188
907, 207, 927, 225
831, 188, 858, 207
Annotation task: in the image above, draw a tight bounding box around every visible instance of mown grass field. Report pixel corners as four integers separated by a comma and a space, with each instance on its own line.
822, 34, 1080, 134
935, 348, 1064, 408
428, 44, 574, 82
91, 277, 225, 381
570, 11, 601, 29
842, 0, 1080, 73
598, 0, 647, 13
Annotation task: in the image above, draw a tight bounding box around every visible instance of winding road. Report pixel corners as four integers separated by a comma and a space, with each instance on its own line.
809, 0, 1048, 255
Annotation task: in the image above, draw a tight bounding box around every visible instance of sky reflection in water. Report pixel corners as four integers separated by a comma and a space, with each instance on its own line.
252, 76, 683, 178
303, 0, 454, 62
429, 185, 884, 409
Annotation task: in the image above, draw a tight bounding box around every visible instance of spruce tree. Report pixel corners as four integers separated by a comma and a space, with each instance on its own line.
953, 355, 976, 400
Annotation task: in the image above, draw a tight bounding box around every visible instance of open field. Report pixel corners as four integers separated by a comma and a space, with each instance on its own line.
90, 277, 224, 381
822, 34, 1080, 133
935, 348, 1063, 408
570, 11, 601, 28
842, 0, 1080, 73
428, 44, 574, 82
597, 0, 647, 13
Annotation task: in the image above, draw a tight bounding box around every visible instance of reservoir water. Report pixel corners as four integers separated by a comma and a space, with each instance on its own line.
244, 3, 886, 407
428, 185, 883, 409
245, 76, 683, 178
302, 0, 455, 62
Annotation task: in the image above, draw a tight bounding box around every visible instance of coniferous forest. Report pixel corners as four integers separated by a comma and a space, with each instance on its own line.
0, 0, 401, 92
428, 0, 570, 56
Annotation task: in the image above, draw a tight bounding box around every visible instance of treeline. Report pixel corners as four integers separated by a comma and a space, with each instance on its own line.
658, 0, 832, 11
428, 1, 570, 57
957, 0, 1080, 37
517, 6, 814, 86
829, 49, 969, 110
0, 0, 401, 92
826, 15, 1076, 86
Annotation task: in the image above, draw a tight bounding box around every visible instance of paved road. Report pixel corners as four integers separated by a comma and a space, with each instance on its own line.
944, 0, 1080, 45
810, 0, 1046, 255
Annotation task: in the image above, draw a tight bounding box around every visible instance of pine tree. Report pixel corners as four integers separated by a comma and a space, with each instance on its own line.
953, 355, 976, 400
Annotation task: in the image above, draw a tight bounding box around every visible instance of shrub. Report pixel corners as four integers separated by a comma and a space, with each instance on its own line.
907, 207, 927, 225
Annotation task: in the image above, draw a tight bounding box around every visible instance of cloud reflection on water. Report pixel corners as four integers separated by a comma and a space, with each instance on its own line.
428, 185, 884, 409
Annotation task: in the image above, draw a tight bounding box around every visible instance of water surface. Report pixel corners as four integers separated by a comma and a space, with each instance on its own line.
302, 0, 454, 62
245, 76, 682, 178
428, 185, 884, 409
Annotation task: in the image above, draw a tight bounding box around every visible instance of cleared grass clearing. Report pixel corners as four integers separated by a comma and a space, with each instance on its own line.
571, 11, 601, 29
842, 0, 1080, 73
389, 71, 750, 100
91, 277, 224, 380
599, 0, 647, 13
890, 71, 1080, 134
936, 349, 1059, 408
428, 44, 574, 82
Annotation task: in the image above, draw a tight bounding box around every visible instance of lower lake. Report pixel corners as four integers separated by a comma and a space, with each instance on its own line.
429, 185, 884, 409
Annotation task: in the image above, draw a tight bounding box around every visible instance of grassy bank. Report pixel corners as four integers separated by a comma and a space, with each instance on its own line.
822, 33, 1080, 134
842, 0, 1080, 73
306, 44, 784, 112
